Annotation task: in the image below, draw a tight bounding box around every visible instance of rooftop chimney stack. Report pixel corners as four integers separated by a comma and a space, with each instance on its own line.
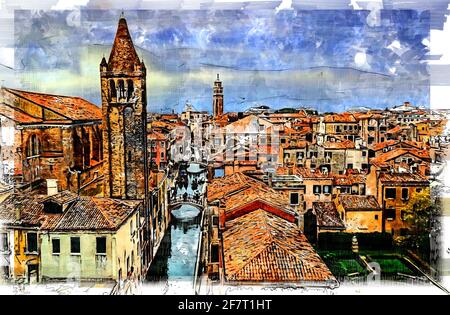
46, 179, 58, 196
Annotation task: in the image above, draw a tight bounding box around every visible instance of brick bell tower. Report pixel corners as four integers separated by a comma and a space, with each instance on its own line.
213, 73, 223, 118
100, 15, 149, 201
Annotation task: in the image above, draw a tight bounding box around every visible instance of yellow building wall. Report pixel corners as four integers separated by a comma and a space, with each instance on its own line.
336, 204, 382, 233
13, 229, 39, 281
39, 212, 141, 282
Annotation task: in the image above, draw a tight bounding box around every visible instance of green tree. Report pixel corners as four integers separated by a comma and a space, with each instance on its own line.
402, 188, 440, 251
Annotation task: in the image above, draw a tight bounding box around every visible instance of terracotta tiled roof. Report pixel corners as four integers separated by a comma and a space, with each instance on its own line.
386, 125, 409, 134
0, 103, 43, 124
333, 174, 366, 185
223, 210, 336, 284
369, 140, 399, 152
402, 140, 427, 149
5, 88, 101, 122
323, 113, 357, 123
313, 202, 345, 229
379, 172, 429, 184
338, 195, 381, 211
108, 17, 141, 73
148, 131, 167, 141
370, 148, 430, 165
208, 173, 251, 202
44, 197, 140, 231
223, 115, 272, 134
277, 167, 333, 179
284, 141, 308, 149
323, 140, 355, 149
0, 193, 47, 227
208, 173, 294, 214
0, 192, 140, 231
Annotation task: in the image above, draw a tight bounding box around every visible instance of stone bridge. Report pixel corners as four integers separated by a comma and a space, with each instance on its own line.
169, 195, 204, 210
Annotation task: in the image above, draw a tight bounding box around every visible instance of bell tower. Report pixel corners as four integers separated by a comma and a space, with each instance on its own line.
213, 74, 223, 118
100, 15, 148, 200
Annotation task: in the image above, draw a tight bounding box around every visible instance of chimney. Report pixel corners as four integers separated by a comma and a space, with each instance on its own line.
267, 172, 273, 187
218, 205, 226, 230
46, 179, 58, 196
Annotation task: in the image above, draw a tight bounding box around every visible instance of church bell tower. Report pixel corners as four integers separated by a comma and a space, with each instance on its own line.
213, 74, 224, 118
100, 15, 148, 200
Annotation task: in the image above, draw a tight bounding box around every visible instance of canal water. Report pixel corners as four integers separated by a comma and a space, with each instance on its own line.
144, 163, 206, 293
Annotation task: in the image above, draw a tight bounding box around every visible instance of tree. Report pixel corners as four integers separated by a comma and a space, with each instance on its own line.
402, 188, 440, 252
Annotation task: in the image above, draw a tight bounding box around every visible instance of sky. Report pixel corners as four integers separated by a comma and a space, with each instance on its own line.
1, 3, 443, 113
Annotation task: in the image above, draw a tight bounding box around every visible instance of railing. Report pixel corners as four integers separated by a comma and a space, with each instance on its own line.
169, 195, 204, 208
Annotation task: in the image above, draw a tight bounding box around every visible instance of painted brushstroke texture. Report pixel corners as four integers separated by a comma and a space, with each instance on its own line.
10, 7, 432, 112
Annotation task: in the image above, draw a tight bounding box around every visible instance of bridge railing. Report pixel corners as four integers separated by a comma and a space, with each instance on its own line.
169, 195, 204, 207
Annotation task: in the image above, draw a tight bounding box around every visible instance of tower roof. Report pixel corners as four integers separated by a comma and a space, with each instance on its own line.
108, 16, 140, 73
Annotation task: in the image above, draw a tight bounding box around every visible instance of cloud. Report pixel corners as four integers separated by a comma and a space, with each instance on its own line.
13, 8, 431, 112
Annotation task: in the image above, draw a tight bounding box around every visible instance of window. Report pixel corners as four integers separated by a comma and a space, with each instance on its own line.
109, 80, 117, 99
212, 216, 219, 226
313, 185, 321, 194
0, 233, 8, 252
96, 237, 107, 255
71, 237, 80, 254
385, 188, 396, 199
211, 244, 219, 263
401, 188, 409, 201
386, 208, 396, 220
27, 232, 38, 253
27, 134, 40, 157
347, 163, 353, 169
375, 215, 379, 220
362, 151, 367, 157
52, 239, 60, 255
290, 192, 299, 205
323, 185, 332, 194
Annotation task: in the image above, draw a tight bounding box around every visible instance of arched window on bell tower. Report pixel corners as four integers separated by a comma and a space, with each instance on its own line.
118, 79, 125, 100
127, 79, 134, 101
109, 80, 117, 100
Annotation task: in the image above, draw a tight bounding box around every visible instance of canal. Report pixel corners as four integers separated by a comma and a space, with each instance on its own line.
144, 163, 206, 293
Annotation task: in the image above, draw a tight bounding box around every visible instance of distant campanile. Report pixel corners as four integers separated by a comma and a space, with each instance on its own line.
100, 15, 149, 200
213, 74, 224, 118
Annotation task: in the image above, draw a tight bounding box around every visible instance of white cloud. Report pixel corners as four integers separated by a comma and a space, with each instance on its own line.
387, 40, 408, 57
0, 47, 14, 69
431, 86, 450, 110
429, 13, 450, 65
354, 51, 371, 70
276, 0, 293, 13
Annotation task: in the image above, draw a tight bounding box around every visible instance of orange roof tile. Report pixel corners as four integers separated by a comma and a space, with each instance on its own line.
323, 139, 355, 149
6, 88, 101, 122
223, 210, 336, 284
338, 194, 381, 211
370, 148, 430, 165
313, 202, 345, 229
0, 103, 43, 124
323, 113, 357, 123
